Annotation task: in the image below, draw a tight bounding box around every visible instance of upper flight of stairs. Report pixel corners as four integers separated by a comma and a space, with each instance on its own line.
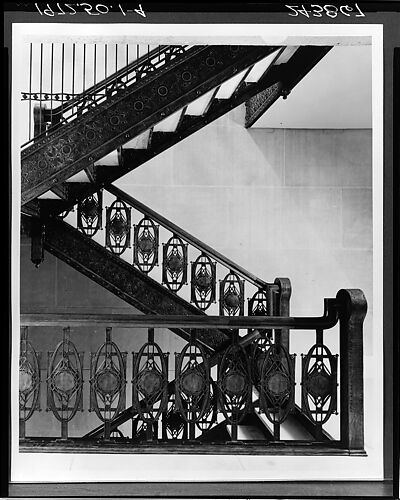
22, 44, 332, 217
21, 45, 277, 205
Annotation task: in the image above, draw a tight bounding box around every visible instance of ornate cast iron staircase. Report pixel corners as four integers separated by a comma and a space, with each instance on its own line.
18, 43, 366, 453
21, 44, 332, 218
20, 185, 366, 453
20, 183, 292, 443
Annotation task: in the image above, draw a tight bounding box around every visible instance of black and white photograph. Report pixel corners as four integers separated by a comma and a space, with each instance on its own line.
5, 3, 398, 498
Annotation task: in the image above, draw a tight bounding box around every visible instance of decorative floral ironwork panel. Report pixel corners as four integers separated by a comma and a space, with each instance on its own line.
217, 343, 252, 424
219, 271, 244, 316
175, 336, 211, 423
133, 217, 159, 273
301, 334, 338, 424
77, 191, 103, 237
248, 289, 271, 337
162, 235, 188, 292
259, 343, 295, 424
46, 328, 83, 423
19, 327, 41, 424
191, 253, 216, 311
162, 394, 187, 440
132, 417, 152, 440
89, 328, 127, 422
105, 198, 131, 255
251, 333, 273, 390
132, 334, 169, 423
195, 381, 218, 433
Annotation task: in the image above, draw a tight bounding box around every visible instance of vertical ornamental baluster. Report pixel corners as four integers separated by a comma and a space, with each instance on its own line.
175, 330, 211, 427
133, 217, 159, 273
301, 329, 338, 441
89, 327, 127, 441
77, 191, 103, 237
217, 331, 252, 435
132, 329, 169, 431
46, 327, 84, 440
19, 326, 41, 439
105, 198, 131, 255
258, 335, 296, 440
190, 253, 216, 310
162, 235, 188, 292
219, 271, 244, 316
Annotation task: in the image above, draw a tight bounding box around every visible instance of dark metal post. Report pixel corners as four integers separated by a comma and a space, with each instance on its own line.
29, 43, 32, 140
51, 43, 54, 124
19, 419, 26, 440
61, 420, 68, 440
337, 289, 367, 451
39, 43, 43, 133
104, 421, 111, 441
83, 43, 86, 91
30, 218, 45, 267
274, 278, 291, 351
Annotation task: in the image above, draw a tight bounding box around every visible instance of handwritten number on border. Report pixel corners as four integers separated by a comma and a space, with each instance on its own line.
286, 4, 365, 18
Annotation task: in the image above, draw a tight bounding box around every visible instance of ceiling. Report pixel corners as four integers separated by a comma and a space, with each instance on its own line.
252, 45, 372, 129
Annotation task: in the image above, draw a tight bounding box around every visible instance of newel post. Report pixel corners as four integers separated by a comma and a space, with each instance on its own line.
337, 288, 367, 451
274, 278, 292, 351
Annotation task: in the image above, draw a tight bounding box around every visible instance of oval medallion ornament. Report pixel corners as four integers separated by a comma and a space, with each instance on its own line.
97, 371, 120, 394
175, 339, 211, 423
217, 344, 252, 424
90, 328, 127, 423
133, 217, 159, 273
259, 344, 295, 424
219, 271, 244, 316
19, 327, 41, 424
47, 328, 83, 424
191, 253, 216, 311
133, 336, 168, 423
77, 192, 103, 237
162, 235, 188, 292
301, 342, 338, 425
105, 198, 131, 255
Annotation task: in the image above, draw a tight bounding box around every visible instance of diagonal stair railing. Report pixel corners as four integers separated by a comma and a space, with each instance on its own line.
21, 182, 291, 441
21, 45, 280, 205
39, 183, 291, 347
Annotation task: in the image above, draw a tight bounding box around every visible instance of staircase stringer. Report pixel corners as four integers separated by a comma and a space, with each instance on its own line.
27, 214, 230, 351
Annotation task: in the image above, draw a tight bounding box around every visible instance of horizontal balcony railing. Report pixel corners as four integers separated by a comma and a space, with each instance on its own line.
19, 288, 367, 455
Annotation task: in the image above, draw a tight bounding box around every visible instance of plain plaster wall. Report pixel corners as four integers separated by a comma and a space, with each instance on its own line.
20, 106, 372, 440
